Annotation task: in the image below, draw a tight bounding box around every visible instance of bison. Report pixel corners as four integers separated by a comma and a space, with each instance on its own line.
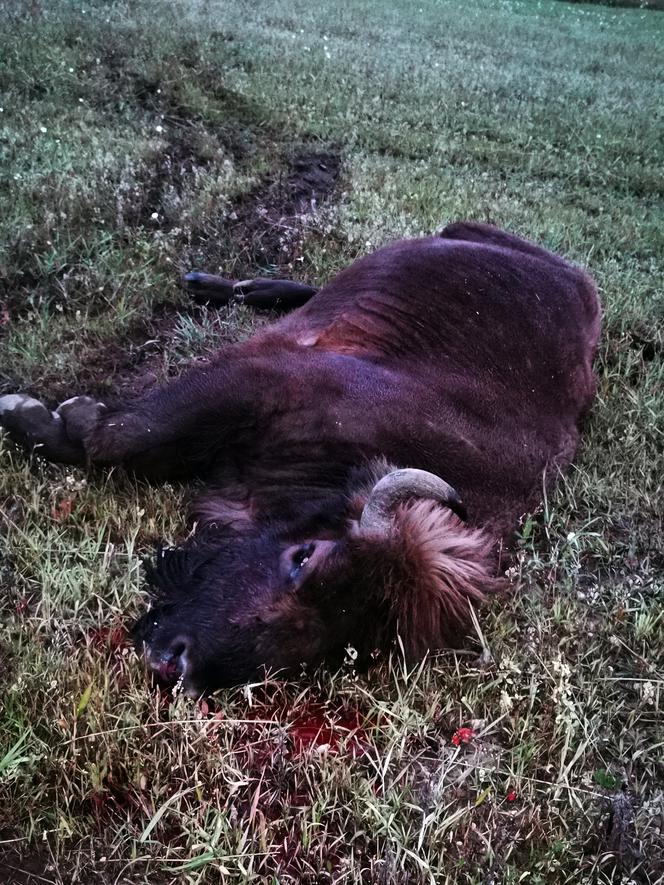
0, 222, 601, 694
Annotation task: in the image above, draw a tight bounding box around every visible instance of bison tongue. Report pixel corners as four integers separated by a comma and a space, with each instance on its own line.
152, 657, 180, 684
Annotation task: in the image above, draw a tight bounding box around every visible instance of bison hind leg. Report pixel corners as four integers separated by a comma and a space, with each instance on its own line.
184, 272, 317, 312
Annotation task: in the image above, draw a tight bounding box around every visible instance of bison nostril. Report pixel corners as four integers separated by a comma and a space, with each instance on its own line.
153, 636, 191, 684
165, 639, 188, 663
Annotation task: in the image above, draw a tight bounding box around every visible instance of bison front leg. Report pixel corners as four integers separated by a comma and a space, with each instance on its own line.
1, 352, 270, 479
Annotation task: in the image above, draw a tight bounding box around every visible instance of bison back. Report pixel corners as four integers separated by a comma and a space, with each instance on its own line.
283, 229, 600, 417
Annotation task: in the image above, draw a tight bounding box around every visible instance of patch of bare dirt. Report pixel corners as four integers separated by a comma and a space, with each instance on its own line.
76, 308, 179, 402
0, 848, 103, 885
226, 148, 342, 269
0, 309, 175, 404
0, 851, 57, 885
180, 145, 343, 286
0, 846, 171, 885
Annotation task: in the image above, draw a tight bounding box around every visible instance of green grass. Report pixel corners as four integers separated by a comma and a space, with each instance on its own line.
1, 0, 663, 882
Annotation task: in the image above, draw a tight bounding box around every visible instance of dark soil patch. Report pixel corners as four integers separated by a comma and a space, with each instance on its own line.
0, 850, 58, 885
0, 848, 113, 885
186, 147, 342, 276
286, 152, 341, 208
0, 846, 169, 885
233, 148, 341, 263
80, 309, 179, 400
0, 305, 183, 404
55, 309, 181, 404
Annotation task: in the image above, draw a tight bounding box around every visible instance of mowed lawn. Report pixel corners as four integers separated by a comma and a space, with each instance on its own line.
1, 0, 663, 882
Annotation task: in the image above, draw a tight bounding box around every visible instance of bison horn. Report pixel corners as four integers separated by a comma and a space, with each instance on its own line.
359, 468, 467, 533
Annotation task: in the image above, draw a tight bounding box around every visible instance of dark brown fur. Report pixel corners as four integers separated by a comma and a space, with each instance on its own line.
0, 222, 601, 691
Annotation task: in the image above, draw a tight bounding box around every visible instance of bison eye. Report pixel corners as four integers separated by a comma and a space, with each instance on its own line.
289, 543, 316, 580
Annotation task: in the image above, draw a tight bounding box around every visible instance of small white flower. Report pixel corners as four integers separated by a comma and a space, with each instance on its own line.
39, 125, 47, 133
150, 211, 159, 221
155, 124, 163, 133
641, 681, 655, 706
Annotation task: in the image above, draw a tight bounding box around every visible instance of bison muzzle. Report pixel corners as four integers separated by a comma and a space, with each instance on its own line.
0, 222, 601, 695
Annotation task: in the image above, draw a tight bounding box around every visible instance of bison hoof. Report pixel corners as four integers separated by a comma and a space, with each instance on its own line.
0, 393, 99, 464
0, 393, 58, 439
183, 271, 236, 305
56, 395, 105, 439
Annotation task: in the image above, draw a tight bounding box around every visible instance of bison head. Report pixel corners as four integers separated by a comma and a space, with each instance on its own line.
133, 466, 502, 695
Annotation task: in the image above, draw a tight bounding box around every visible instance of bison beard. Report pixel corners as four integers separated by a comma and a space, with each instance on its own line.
0, 222, 601, 695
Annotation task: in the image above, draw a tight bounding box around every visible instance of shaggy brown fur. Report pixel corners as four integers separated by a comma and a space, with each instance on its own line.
382, 502, 503, 655
349, 500, 502, 657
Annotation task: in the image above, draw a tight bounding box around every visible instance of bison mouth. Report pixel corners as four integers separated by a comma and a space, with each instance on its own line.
138, 634, 192, 690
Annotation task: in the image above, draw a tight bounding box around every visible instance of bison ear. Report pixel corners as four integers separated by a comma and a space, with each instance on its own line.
353, 498, 504, 658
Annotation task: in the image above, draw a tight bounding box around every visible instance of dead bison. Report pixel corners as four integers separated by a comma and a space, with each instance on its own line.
0, 222, 600, 694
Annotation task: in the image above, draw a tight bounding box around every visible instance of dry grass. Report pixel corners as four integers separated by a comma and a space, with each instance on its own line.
1, 0, 663, 882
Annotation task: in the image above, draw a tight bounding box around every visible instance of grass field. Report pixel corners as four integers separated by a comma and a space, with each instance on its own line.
1, 0, 663, 882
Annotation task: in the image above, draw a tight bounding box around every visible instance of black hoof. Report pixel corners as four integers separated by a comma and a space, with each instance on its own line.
183, 272, 236, 305
0, 394, 84, 463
